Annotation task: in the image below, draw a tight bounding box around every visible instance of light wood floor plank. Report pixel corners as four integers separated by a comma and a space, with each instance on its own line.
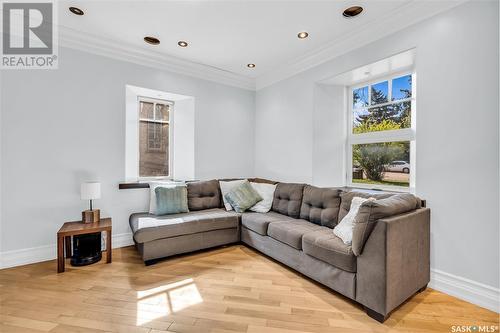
0, 245, 497, 333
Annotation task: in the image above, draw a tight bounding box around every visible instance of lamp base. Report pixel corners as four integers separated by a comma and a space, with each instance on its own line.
82, 209, 100, 223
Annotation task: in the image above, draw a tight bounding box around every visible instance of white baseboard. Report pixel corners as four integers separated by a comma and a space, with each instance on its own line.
430, 268, 500, 313
111, 232, 134, 248
0, 232, 133, 269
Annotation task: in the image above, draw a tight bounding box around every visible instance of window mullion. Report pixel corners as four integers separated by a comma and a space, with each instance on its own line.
388, 78, 392, 102
368, 84, 372, 107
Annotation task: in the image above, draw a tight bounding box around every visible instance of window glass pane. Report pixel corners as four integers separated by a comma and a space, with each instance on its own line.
392, 75, 412, 100
155, 103, 169, 121
352, 102, 411, 134
139, 101, 154, 119
352, 141, 410, 187
371, 81, 388, 105
139, 121, 169, 177
352, 86, 368, 108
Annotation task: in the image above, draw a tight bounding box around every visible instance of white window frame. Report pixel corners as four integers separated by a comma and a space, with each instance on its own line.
137, 96, 174, 180
346, 71, 416, 192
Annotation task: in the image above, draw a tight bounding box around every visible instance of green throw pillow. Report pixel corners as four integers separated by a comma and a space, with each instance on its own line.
224, 180, 263, 213
155, 186, 189, 215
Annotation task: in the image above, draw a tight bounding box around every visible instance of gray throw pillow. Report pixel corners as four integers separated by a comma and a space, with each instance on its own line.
155, 186, 189, 215
352, 193, 418, 256
224, 180, 263, 213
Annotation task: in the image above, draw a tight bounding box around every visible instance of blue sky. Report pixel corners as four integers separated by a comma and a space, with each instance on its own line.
353, 74, 412, 109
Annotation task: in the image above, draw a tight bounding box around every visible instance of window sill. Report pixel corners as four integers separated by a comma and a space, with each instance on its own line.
118, 182, 150, 189
119, 179, 192, 189
346, 182, 413, 193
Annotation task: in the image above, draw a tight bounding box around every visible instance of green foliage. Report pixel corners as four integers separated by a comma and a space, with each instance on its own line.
353, 143, 404, 181
353, 119, 401, 134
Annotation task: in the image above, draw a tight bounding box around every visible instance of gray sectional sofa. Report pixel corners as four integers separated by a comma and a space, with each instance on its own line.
129, 178, 430, 322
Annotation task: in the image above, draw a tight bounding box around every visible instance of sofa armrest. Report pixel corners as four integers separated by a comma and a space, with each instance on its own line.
355, 208, 430, 316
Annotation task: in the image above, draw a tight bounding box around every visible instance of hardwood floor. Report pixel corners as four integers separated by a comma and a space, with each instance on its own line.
0, 245, 498, 333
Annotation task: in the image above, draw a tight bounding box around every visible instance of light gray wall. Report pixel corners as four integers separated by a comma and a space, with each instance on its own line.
312, 84, 345, 187
255, 1, 499, 288
0, 47, 255, 252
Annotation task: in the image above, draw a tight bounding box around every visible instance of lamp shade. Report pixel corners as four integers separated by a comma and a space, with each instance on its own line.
81, 182, 101, 200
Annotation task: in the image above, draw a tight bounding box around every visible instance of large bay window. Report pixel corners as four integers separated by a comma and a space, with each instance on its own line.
347, 72, 416, 190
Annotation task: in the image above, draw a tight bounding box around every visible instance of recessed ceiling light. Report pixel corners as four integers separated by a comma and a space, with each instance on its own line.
297, 32, 309, 39
69, 7, 84, 16
343, 6, 363, 18
247, 63, 256, 68
178, 41, 188, 48
144, 36, 160, 45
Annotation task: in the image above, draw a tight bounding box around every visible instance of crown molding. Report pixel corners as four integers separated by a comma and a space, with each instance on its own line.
58, 26, 256, 91
255, 0, 467, 90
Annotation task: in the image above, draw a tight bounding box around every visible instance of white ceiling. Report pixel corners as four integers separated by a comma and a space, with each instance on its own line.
58, 1, 464, 90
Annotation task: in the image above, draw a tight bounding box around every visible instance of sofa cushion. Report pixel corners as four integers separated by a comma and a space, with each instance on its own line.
241, 211, 294, 235
129, 208, 239, 243
338, 191, 393, 222
219, 179, 247, 211
302, 229, 357, 273
272, 183, 305, 218
187, 180, 221, 211
267, 219, 323, 250
155, 185, 189, 215
249, 182, 277, 213
300, 185, 341, 228
352, 193, 419, 256
224, 180, 263, 213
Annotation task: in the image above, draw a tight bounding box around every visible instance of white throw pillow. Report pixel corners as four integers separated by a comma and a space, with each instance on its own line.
333, 196, 374, 245
249, 182, 277, 213
148, 181, 184, 215
219, 180, 246, 211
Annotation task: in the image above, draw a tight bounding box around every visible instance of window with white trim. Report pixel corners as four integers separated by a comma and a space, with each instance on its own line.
138, 98, 173, 178
347, 72, 415, 190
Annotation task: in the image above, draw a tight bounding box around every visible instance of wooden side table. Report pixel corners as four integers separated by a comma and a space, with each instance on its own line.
57, 218, 112, 273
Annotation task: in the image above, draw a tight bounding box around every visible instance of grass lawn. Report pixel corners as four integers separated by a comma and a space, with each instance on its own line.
352, 178, 409, 187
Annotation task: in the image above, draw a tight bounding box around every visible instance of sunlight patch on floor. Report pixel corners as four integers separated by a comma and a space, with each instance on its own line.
136, 278, 203, 326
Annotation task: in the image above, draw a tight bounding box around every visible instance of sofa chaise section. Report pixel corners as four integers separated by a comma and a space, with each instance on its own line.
130, 208, 240, 264
130, 179, 240, 264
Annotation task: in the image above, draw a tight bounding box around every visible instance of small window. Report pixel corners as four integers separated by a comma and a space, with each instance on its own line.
353, 86, 368, 108
351, 141, 410, 188
348, 73, 415, 190
138, 99, 172, 178
352, 75, 412, 134
370, 81, 388, 105
392, 74, 412, 100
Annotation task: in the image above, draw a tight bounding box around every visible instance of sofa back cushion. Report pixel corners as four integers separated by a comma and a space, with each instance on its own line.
352, 193, 419, 256
272, 183, 305, 218
338, 191, 393, 222
186, 180, 221, 211
155, 185, 189, 215
299, 185, 341, 228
